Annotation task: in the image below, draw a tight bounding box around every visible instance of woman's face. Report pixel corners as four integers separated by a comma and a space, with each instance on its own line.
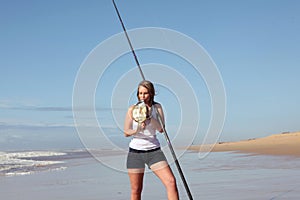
138, 86, 150, 103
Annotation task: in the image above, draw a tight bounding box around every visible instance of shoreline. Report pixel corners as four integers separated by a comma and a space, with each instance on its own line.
189, 131, 300, 157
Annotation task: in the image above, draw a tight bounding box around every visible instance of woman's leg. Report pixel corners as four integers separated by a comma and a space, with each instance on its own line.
128, 168, 145, 200
151, 161, 179, 200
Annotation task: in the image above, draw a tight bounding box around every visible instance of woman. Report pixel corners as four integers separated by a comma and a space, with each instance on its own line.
124, 80, 179, 200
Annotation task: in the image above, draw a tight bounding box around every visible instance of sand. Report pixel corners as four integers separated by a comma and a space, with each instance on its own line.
189, 131, 300, 157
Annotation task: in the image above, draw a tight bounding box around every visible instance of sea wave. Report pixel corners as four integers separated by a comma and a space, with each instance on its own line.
0, 148, 126, 177
0, 151, 68, 177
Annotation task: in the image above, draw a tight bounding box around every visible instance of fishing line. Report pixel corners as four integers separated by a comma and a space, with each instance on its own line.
112, 0, 193, 199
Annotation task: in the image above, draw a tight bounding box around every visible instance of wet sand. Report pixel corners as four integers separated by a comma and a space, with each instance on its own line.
189, 131, 300, 157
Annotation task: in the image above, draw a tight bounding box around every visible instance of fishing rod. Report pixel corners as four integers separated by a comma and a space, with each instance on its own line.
112, 1, 193, 199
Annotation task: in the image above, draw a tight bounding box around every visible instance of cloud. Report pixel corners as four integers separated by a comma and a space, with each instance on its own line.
0, 121, 75, 130
0, 104, 72, 112
0, 103, 125, 112
0, 121, 120, 131
0, 100, 125, 131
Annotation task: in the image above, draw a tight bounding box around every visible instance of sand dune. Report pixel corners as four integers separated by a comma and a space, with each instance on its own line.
189, 131, 300, 157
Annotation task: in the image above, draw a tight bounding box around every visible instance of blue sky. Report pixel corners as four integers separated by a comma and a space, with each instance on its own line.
1, 0, 300, 150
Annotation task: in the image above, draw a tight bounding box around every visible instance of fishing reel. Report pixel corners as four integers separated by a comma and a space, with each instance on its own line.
132, 101, 151, 123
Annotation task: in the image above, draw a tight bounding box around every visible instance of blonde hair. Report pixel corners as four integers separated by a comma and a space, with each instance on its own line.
136, 80, 155, 105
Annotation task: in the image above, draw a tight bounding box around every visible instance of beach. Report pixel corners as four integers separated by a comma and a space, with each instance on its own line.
1, 149, 300, 199
1, 132, 300, 199
189, 131, 300, 157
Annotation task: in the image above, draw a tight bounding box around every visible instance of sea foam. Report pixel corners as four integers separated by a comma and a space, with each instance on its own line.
0, 151, 67, 176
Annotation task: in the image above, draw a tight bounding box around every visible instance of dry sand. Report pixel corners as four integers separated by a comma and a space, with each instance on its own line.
189, 131, 300, 157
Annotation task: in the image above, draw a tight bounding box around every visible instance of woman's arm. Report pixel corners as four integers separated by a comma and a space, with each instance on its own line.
124, 106, 142, 137
152, 103, 165, 133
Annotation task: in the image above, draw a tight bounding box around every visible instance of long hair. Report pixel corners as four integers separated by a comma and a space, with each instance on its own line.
136, 80, 155, 105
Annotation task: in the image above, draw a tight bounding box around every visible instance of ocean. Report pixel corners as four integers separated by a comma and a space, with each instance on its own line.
1, 148, 300, 199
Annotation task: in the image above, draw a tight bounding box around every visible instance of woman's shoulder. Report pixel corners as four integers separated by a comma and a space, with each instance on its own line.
128, 104, 135, 110
153, 101, 162, 108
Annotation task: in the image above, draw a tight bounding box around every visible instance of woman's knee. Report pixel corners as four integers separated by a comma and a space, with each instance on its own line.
166, 176, 177, 188
131, 184, 143, 194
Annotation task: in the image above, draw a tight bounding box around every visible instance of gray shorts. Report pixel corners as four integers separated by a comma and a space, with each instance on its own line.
126, 147, 167, 169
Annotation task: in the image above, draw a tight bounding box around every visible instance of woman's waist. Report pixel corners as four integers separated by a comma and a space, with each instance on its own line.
129, 147, 160, 153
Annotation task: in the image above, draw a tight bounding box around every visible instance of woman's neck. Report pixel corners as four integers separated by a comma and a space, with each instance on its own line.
143, 101, 152, 107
